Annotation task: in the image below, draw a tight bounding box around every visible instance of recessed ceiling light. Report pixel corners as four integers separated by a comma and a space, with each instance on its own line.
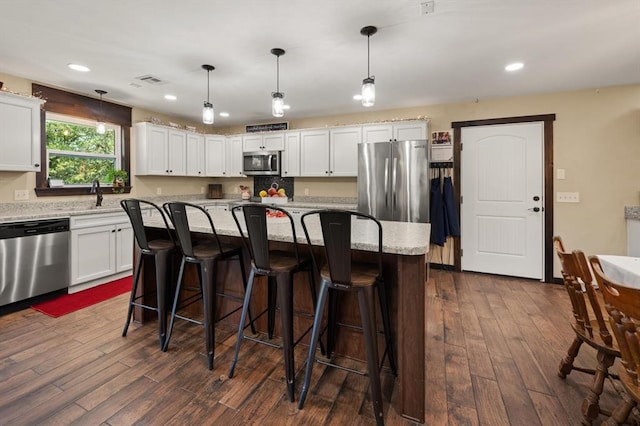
164, 94, 177, 100
219, 112, 229, 117
68, 63, 90, 72
353, 94, 363, 101
283, 105, 290, 110
505, 62, 524, 72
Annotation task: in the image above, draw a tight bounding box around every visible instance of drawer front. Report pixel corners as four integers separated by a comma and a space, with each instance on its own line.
70, 212, 129, 229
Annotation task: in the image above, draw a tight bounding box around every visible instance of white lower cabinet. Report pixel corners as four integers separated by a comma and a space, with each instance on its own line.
628, 220, 640, 257
70, 213, 133, 291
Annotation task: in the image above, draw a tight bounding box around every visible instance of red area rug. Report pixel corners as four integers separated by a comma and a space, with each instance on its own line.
31, 276, 132, 318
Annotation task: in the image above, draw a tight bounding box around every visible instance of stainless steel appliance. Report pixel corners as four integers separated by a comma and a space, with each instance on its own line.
242, 151, 281, 176
0, 218, 70, 306
357, 140, 430, 223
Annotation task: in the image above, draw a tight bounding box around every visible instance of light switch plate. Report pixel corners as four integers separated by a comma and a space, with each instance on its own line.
557, 192, 580, 203
556, 169, 566, 180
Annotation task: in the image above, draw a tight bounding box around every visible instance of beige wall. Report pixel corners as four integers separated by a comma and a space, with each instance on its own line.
2, 72, 639, 267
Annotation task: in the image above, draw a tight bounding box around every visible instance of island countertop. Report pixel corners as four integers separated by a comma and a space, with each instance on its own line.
145, 209, 430, 256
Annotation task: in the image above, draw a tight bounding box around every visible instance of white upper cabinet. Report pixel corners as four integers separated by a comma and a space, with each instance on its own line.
282, 132, 300, 177
205, 135, 226, 177
135, 123, 168, 175
300, 129, 330, 176
135, 122, 188, 176
362, 121, 427, 143
329, 126, 361, 177
186, 132, 205, 176
226, 136, 245, 177
0, 92, 43, 172
167, 130, 187, 175
242, 132, 284, 152
394, 121, 427, 141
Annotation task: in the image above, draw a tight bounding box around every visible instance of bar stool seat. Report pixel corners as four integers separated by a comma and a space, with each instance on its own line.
298, 209, 396, 426
120, 199, 177, 349
162, 202, 253, 370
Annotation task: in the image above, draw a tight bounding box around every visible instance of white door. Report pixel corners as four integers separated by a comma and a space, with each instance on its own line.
461, 122, 544, 279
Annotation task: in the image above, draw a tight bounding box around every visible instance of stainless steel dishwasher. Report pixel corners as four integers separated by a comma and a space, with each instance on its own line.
0, 218, 70, 306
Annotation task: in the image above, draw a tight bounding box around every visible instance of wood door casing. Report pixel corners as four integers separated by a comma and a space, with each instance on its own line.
452, 114, 556, 283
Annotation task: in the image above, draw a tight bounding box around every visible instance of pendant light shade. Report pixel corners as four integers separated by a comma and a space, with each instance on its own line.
360, 26, 377, 108
95, 89, 107, 134
271, 48, 285, 118
202, 64, 215, 124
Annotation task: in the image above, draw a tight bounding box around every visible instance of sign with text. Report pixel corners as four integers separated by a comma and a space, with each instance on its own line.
246, 122, 288, 133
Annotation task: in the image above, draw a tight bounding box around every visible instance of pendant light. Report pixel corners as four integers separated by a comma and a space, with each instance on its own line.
271, 48, 285, 118
95, 89, 107, 134
202, 64, 215, 124
360, 26, 377, 107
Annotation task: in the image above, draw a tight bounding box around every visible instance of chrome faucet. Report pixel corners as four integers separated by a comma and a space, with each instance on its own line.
90, 179, 103, 207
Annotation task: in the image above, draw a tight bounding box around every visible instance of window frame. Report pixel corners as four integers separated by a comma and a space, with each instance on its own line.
46, 112, 123, 187
33, 84, 132, 197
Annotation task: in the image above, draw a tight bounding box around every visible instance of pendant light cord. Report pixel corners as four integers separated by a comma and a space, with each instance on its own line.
367, 34, 370, 78
276, 55, 280, 93
207, 70, 210, 103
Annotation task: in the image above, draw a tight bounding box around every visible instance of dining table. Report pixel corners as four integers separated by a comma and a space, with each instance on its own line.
597, 255, 640, 289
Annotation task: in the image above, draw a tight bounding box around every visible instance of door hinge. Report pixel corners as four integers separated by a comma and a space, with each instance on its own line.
460, 143, 463, 151
460, 195, 463, 204
461, 249, 463, 256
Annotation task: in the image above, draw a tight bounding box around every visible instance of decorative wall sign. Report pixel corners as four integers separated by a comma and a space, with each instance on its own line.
246, 122, 288, 133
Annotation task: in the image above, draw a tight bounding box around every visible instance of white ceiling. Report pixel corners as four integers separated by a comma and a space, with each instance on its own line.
1, 0, 639, 126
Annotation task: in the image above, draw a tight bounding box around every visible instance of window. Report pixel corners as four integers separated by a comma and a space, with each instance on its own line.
46, 113, 121, 186
33, 84, 132, 197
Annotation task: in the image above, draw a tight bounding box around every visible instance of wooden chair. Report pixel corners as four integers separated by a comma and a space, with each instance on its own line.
589, 256, 640, 425
553, 236, 620, 424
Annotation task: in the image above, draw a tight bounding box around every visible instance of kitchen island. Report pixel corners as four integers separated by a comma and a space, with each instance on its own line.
139, 209, 430, 423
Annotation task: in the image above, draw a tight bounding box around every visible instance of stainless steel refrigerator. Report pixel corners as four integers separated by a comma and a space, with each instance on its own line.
357, 140, 430, 223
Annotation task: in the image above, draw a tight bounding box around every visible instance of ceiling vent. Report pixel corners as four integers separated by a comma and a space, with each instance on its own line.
134, 75, 167, 85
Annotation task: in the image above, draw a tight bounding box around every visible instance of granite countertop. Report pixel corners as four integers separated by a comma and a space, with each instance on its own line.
145, 209, 430, 256
625, 206, 640, 220
0, 196, 235, 222
0, 196, 358, 223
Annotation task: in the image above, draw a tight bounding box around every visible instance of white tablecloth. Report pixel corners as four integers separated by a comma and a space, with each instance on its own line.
598, 255, 640, 289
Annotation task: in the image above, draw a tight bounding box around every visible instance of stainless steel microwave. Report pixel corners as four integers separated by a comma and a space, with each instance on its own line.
242, 151, 281, 176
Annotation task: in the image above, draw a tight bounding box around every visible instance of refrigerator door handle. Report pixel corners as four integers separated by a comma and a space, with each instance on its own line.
384, 157, 389, 207
392, 157, 398, 211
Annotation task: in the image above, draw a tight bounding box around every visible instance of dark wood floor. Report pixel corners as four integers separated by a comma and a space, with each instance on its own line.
0, 270, 632, 425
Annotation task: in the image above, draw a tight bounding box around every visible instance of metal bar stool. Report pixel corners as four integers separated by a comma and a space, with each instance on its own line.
162, 202, 254, 370
228, 203, 321, 402
120, 199, 176, 349
298, 209, 396, 426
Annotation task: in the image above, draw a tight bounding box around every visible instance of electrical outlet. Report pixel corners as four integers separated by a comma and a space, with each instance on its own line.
156, 187, 162, 195
200, 186, 205, 194
14, 189, 29, 200
420, 1, 435, 15
557, 192, 579, 203
556, 168, 566, 180
304, 188, 309, 196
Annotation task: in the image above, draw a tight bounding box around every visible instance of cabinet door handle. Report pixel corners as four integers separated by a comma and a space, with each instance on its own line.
34, 163, 40, 167
111, 229, 116, 233
117, 228, 122, 232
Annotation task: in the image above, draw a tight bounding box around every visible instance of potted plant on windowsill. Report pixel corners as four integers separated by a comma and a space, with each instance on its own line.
106, 168, 128, 194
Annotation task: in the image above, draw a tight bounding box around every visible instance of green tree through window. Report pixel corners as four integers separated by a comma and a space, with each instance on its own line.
46, 113, 121, 185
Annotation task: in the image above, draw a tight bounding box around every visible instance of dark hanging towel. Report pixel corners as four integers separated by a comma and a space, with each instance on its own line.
430, 177, 446, 246
443, 176, 460, 237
